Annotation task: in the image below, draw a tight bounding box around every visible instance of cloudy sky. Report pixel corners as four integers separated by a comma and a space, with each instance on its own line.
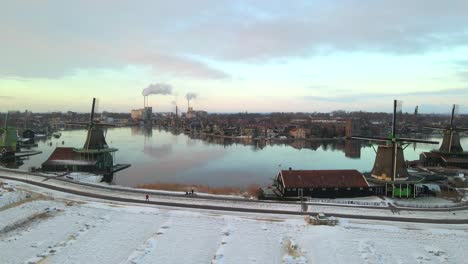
1, 0, 467, 113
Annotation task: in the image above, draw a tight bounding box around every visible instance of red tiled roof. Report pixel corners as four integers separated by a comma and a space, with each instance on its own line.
43, 147, 97, 166
45, 147, 78, 161
279, 169, 369, 188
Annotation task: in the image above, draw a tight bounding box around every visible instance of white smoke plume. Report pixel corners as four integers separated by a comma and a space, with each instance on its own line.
142, 83, 172, 96
185, 92, 197, 101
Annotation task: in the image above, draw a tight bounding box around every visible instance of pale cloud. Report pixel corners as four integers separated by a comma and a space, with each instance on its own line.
303, 87, 468, 103
1, 0, 468, 79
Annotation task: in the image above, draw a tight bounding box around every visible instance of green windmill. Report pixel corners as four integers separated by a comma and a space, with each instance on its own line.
0, 112, 18, 161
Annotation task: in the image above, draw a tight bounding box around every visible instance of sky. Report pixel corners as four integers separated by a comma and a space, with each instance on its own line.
1, 0, 468, 113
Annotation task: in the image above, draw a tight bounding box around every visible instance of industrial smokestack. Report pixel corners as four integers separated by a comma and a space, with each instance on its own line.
185, 92, 197, 109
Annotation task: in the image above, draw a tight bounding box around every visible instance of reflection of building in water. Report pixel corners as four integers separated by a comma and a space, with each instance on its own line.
252, 139, 267, 151
131, 126, 153, 137
291, 140, 306, 150
177, 128, 367, 156
344, 139, 361, 159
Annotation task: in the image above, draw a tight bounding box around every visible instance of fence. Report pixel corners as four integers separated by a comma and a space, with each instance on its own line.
308, 198, 388, 207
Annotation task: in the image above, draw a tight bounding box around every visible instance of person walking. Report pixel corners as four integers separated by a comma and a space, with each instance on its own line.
145, 194, 149, 202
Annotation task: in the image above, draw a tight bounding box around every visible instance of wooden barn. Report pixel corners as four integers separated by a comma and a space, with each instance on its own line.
275, 169, 375, 198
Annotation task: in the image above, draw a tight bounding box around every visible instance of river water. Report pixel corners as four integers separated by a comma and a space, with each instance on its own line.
17, 127, 467, 188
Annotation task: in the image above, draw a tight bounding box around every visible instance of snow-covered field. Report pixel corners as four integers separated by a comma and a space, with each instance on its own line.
1, 179, 467, 264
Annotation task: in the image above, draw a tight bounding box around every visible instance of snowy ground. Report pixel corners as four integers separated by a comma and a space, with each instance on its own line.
1, 179, 467, 264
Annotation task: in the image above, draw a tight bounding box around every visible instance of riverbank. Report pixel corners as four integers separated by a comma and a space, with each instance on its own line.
137, 182, 261, 197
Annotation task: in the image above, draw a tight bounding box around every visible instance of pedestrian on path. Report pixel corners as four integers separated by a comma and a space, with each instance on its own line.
145, 194, 149, 202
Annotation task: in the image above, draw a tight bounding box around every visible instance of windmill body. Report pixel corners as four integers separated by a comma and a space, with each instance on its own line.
371, 145, 408, 181
439, 130, 463, 153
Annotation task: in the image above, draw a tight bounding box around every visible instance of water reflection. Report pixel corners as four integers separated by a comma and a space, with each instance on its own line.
186, 133, 367, 159
143, 144, 173, 158
12, 127, 467, 188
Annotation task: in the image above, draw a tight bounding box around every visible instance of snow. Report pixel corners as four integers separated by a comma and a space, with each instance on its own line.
1, 171, 468, 264
65, 172, 104, 184
393, 197, 459, 208
0, 182, 29, 208
0, 180, 467, 264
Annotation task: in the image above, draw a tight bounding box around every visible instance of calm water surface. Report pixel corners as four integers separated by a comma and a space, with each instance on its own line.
18, 127, 468, 188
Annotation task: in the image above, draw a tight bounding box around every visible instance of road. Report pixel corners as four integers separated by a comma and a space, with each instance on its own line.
1, 173, 467, 225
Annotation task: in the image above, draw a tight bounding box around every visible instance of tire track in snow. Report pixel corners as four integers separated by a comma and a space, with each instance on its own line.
24, 214, 110, 264
123, 219, 172, 264
211, 218, 235, 264
358, 240, 383, 264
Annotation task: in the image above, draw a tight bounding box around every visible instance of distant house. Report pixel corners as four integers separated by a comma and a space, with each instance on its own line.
275, 169, 375, 198
289, 128, 306, 139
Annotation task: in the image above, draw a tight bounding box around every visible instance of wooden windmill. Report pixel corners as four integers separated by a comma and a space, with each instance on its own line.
68, 98, 115, 150
353, 100, 438, 182
0, 112, 18, 160
42, 98, 130, 181
424, 104, 467, 153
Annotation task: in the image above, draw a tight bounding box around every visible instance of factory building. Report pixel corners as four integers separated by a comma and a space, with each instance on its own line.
131, 107, 152, 122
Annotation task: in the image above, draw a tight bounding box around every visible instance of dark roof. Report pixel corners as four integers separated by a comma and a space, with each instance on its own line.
422, 152, 442, 158
42, 147, 96, 166
279, 169, 369, 188
45, 147, 77, 161
441, 155, 468, 164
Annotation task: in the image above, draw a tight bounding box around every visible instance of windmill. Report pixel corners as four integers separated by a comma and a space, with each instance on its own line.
42, 98, 130, 182
352, 100, 438, 182
424, 104, 467, 153
68, 98, 115, 150
0, 112, 18, 160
